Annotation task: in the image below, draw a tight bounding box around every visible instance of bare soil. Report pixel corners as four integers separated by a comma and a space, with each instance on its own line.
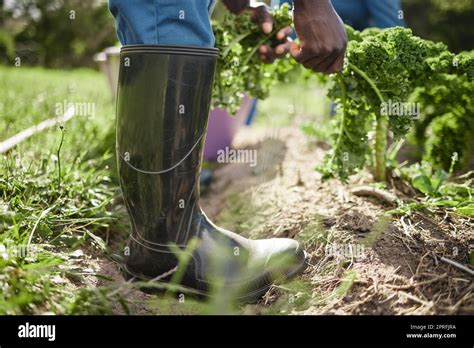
86, 122, 473, 315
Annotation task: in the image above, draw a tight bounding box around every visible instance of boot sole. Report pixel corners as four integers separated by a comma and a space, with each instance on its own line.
121, 248, 308, 304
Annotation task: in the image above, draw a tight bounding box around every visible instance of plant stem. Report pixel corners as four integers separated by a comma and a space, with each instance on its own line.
221, 31, 253, 58
348, 63, 388, 182
374, 113, 389, 181
348, 63, 385, 105
57, 126, 65, 192
242, 28, 278, 67
330, 74, 348, 168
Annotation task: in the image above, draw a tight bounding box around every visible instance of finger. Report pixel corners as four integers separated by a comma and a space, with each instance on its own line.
316, 50, 340, 73
290, 42, 332, 71
275, 42, 291, 57
276, 26, 293, 41
289, 41, 301, 59
259, 53, 275, 63
251, 5, 273, 34
259, 44, 270, 54
300, 51, 329, 71
326, 53, 345, 74
259, 47, 277, 63
290, 41, 323, 64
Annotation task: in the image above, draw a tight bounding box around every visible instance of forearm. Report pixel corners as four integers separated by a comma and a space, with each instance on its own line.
291, 0, 347, 73
293, 0, 333, 11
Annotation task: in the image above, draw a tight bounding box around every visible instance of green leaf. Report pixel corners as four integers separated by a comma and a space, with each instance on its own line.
412, 175, 434, 195
455, 204, 474, 216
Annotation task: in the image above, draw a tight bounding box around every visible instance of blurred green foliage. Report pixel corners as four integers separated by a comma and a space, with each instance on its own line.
403, 0, 474, 52
0, 0, 116, 68
0, 0, 473, 68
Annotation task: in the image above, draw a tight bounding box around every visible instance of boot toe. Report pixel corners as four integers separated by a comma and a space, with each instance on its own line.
252, 238, 308, 280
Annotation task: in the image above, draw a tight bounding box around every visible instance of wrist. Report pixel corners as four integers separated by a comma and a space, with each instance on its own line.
293, 0, 331, 11
223, 0, 250, 14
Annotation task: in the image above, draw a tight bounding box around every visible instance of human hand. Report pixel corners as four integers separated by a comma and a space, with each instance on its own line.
222, 0, 292, 63
290, 0, 347, 74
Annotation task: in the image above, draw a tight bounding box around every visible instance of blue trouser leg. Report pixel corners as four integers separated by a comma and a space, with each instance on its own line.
332, 0, 405, 29
244, 98, 258, 126
108, 0, 216, 47
273, 0, 404, 30
362, 0, 405, 28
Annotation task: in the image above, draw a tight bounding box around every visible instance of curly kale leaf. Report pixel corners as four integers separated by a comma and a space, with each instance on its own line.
319, 27, 473, 180
212, 4, 297, 114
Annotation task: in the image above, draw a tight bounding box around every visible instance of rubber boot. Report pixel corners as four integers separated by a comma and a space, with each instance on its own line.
116, 45, 307, 303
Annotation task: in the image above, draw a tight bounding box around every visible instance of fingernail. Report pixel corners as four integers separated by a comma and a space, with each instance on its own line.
262, 22, 272, 34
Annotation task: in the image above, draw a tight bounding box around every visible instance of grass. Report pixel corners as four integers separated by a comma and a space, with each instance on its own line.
0, 65, 124, 314
0, 66, 115, 139
215, 190, 274, 239
253, 73, 330, 129
3, 64, 471, 315
1, 65, 320, 315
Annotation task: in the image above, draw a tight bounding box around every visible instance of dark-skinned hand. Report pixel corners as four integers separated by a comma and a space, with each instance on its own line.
222, 0, 292, 63
290, 0, 347, 74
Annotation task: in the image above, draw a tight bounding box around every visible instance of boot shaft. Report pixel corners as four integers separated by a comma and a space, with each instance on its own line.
116, 45, 218, 247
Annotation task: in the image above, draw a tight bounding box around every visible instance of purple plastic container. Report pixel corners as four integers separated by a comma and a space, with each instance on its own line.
204, 96, 253, 161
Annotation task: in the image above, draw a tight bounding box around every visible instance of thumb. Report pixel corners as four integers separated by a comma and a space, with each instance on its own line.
289, 41, 301, 59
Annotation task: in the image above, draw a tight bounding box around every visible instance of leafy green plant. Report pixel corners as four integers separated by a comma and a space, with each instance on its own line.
411, 50, 474, 171
410, 166, 448, 197
214, 10, 474, 183
319, 27, 473, 182
0, 0, 116, 67
212, 4, 297, 114
391, 162, 474, 216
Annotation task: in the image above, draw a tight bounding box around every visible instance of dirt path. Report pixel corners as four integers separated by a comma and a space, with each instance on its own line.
89, 122, 473, 315
200, 125, 473, 315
